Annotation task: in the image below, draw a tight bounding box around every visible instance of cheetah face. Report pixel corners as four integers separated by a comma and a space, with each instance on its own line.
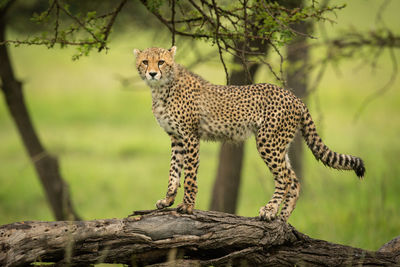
133, 46, 176, 87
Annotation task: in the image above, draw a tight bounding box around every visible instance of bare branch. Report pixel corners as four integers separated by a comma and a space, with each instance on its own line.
328, 30, 400, 49
98, 0, 128, 52
353, 47, 398, 122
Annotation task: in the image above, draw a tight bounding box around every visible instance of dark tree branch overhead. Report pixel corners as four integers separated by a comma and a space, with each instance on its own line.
98, 0, 128, 52
2, 0, 399, 87
0, 209, 399, 267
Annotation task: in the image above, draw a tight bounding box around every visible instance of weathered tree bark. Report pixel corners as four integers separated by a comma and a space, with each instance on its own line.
0, 209, 399, 267
0, 5, 80, 221
379, 235, 400, 253
210, 40, 266, 214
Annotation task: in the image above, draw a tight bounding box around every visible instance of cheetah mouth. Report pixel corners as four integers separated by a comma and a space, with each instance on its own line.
145, 75, 161, 81
147, 77, 160, 82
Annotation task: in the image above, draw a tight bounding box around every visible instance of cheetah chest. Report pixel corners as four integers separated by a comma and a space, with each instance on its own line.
152, 99, 179, 135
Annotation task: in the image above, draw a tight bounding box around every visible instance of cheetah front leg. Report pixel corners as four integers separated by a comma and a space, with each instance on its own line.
156, 136, 184, 209
176, 135, 200, 214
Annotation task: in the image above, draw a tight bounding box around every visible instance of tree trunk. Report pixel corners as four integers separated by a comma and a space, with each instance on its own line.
210, 42, 265, 214
0, 9, 80, 221
210, 142, 245, 213
284, 1, 312, 179
1, 209, 399, 266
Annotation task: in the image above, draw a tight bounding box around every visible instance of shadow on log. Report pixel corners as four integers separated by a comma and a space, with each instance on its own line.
1, 209, 399, 266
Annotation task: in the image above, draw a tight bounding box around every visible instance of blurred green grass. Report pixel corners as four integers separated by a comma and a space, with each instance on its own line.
1, 0, 400, 252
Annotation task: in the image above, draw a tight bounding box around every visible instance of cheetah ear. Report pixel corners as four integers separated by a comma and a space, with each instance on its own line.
133, 49, 141, 57
168, 46, 177, 58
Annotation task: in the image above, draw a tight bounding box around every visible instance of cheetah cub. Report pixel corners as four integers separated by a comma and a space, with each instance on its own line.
133, 46, 365, 222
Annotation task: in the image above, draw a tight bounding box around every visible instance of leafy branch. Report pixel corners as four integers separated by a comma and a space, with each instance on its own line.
138, 0, 345, 84
0, 0, 127, 60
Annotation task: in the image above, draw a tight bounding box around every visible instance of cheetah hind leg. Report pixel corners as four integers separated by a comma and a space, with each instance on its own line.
176, 202, 194, 214
255, 132, 292, 221
258, 177, 290, 221
279, 166, 300, 221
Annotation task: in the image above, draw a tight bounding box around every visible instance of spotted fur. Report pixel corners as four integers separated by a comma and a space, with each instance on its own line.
133, 46, 365, 221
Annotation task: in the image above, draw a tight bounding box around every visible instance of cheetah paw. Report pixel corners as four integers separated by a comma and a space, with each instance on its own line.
259, 205, 278, 222
279, 211, 290, 222
156, 198, 174, 209
176, 203, 194, 214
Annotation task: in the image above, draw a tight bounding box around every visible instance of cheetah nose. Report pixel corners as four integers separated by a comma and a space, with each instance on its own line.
149, 72, 157, 78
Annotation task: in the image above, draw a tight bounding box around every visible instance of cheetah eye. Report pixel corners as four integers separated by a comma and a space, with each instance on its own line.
158, 60, 165, 66
142, 60, 148, 65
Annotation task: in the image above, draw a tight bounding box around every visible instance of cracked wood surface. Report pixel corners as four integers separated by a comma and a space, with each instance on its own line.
0, 209, 399, 266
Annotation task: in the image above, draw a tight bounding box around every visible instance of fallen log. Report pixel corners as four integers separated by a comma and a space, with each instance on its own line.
0, 209, 399, 266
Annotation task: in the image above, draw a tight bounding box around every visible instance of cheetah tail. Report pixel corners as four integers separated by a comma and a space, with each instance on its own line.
300, 106, 365, 178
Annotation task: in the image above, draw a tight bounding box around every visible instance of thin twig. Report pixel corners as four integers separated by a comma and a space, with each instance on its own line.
188, 0, 217, 28
0, 39, 98, 46
211, 0, 229, 84
257, 57, 282, 83
375, 0, 391, 28
268, 40, 286, 86
52, 2, 59, 47
171, 0, 176, 46
305, 59, 327, 98
262, 1, 316, 39
55, 0, 101, 44
353, 48, 398, 122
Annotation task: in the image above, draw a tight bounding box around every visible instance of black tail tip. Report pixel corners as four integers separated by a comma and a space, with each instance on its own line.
354, 159, 365, 178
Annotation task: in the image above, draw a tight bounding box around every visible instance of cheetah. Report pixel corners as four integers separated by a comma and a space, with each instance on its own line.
133, 46, 365, 222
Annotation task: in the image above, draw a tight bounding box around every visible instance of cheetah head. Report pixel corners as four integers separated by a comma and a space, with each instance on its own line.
133, 46, 176, 87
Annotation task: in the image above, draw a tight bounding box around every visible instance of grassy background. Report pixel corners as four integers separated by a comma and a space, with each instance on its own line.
1, 0, 399, 252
